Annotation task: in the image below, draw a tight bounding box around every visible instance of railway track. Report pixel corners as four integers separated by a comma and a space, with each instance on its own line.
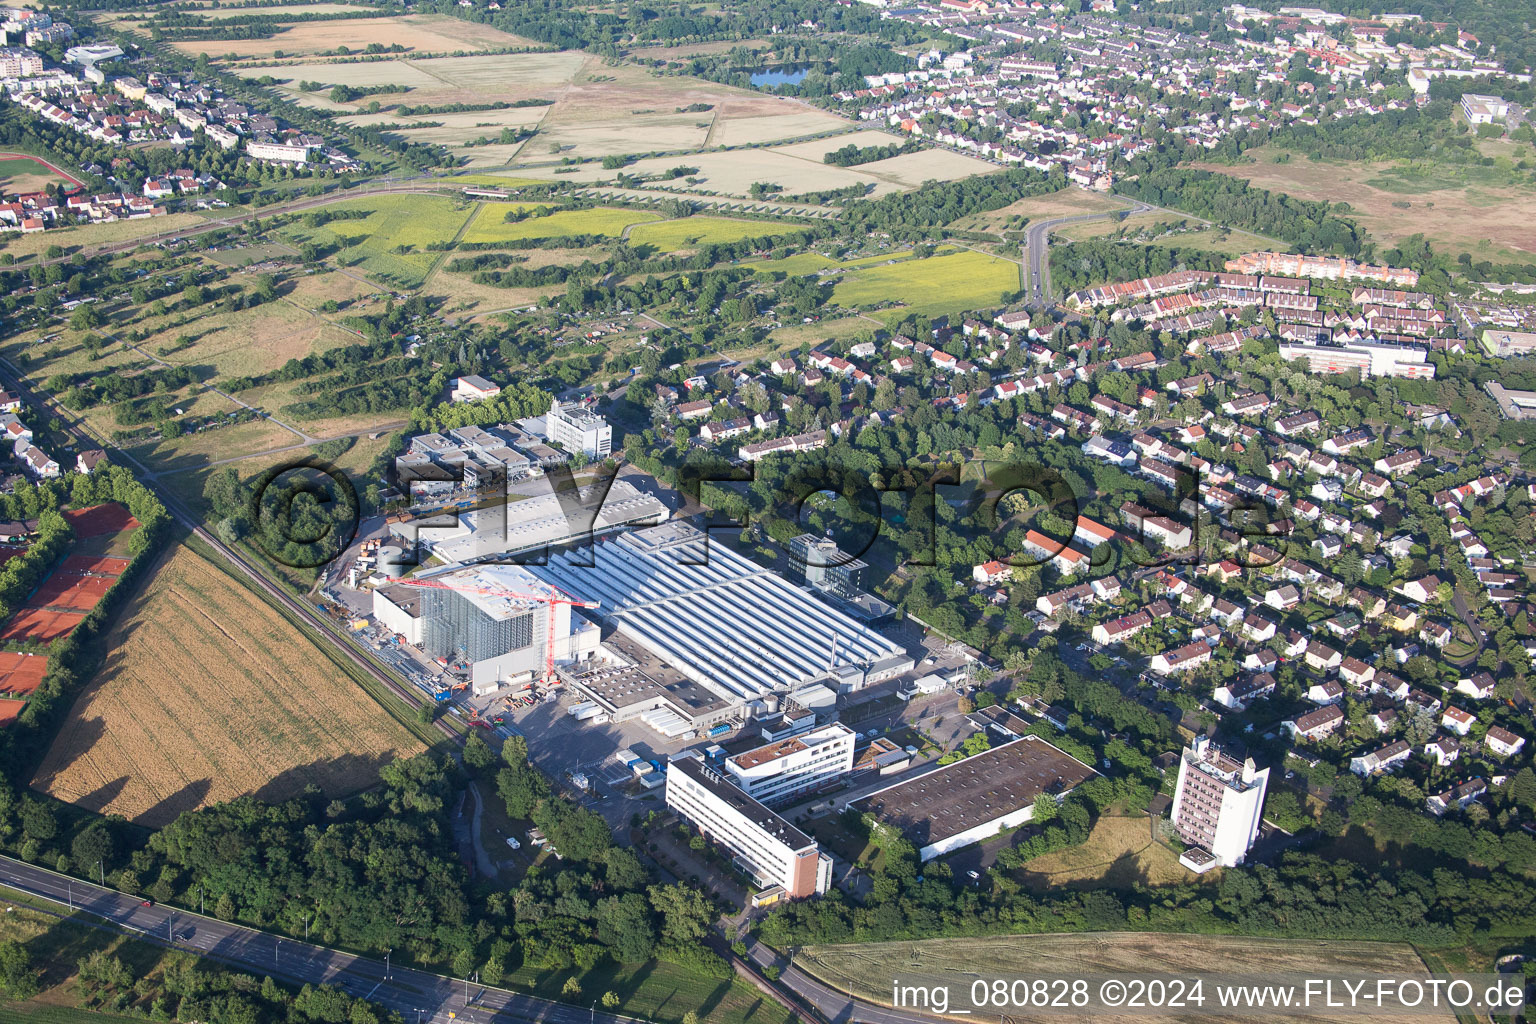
0, 356, 461, 746
177, 515, 463, 745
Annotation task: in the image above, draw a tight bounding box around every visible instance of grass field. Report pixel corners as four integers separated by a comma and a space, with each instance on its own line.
1195, 145, 1536, 264
1055, 213, 1270, 255
832, 249, 1020, 324
144, 299, 365, 379
797, 934, 1450, 1024
277, 193, 475, 285
0, 156, 71, 194
506, 959, 794, 1024
950, 187, 1128, 234
626, 216, 779, 252
458, 202, 659, 245
1014, 814, 1197, 890
31, 544, 425, 825
0, 885, 170, 1024
0, 213, 206, 260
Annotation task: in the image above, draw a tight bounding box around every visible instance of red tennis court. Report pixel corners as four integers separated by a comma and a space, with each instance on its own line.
0, 652, 46, 697
0, 699, 24, 728
57, 554, 130, 577
0, 546, 25, 567
64, 504, 140, 539
29, 573, 114, 610
0, 608, 87, 642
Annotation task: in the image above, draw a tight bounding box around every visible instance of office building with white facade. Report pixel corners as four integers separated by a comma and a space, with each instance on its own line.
666, 754, 832, 899
530, 399, 612, 458
1169, 736, 1269, 869
723, 723, 857, 806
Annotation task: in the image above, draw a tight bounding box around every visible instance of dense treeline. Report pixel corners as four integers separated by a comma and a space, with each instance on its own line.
0, 467, 171, 782
823, 139, 917, 167
1113, 169, 1361, 255
1260, 102, 1482, 164
0, 509, 72, 628
758, 849, 1532, 948
1048, 240, 1228, 296
0, 727, 732, 988
841, 169, 1064, 238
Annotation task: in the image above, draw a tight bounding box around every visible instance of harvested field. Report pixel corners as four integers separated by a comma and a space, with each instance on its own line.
248, 52, 844, 164
32, 544, 425, 826
709, 110, 848, 148
798, 934, 1449, 1024
165, 14, 538, 59
0, 652, 46, 698
518, 148, 887, 198
0, 699, 22, 728
0, 608, 86, 643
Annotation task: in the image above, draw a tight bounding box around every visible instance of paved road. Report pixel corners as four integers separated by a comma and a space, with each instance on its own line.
1024, 200, 1151, 305
0, 856, 643, 1024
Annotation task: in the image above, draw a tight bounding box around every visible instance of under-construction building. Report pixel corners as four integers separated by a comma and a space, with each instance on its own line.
416, 564, 600, 693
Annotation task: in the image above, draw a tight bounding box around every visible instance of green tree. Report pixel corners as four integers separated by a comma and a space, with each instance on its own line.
0, 941, 38, 1000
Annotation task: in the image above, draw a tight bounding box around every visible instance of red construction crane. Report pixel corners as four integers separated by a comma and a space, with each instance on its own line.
387, 575, 598, 682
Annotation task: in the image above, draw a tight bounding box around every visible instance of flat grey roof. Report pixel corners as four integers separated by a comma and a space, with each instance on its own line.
853, 735, 1098, 848
672, 756, 815, 852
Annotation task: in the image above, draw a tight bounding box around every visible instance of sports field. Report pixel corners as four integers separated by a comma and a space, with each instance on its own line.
798, 934, 1449, 1024
458, 203, 660, 245
0, 651, 46, 698
31, 544, 425, 826
0, 505, 137, 644
0, 609, 86, 643
0, 155, 72, 194
832, 249, 1020, 323
0, 699, 22, 728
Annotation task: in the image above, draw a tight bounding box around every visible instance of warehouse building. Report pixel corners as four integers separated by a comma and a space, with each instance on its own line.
529, 522, 911, 705
666, 754, 832, 899
416, 564, 600, 692
851, 735, 1098, 861
372, 584, 424, 645
397, 478, 667, 564
723, 723, 857, 806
